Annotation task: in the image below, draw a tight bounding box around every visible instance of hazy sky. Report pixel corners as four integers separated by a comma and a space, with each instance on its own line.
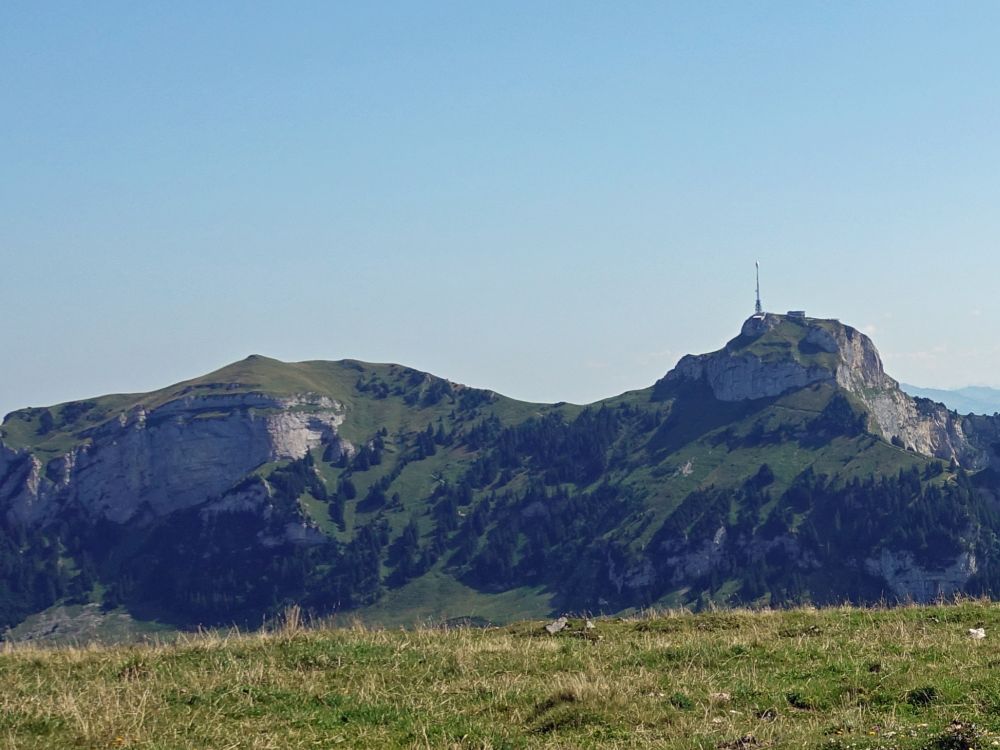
3, 2, 1000, 418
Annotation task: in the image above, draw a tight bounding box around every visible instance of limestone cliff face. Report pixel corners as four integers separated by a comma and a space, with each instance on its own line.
0, 392, 348, 527
864, 389, 984, 467
666, 314, 892, 402
664, 313, 999, 470
864, 549, 978, 602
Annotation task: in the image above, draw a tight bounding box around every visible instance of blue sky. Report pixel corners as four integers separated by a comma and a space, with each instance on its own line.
3, 2, 1000, 418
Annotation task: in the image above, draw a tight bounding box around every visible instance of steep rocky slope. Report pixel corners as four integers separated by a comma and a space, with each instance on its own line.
3, 316, 1000, 634
0, 356, 540, 531
665, 313, 1000, 468
0, 393, 346, 527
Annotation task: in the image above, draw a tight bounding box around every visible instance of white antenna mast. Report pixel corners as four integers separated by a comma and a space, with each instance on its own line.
755, 260, 762, 315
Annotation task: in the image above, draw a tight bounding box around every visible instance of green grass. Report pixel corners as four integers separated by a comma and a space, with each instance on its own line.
0, 355, 564, 454
620, 382, 939, 551
726, 317, 840, 370
6, 602, 1000, 748
355, 569, 553, 627
298, 491, 339, 537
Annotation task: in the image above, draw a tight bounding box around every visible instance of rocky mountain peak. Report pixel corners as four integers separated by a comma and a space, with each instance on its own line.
662, 313, 1000, 469
665, 313, 892, 402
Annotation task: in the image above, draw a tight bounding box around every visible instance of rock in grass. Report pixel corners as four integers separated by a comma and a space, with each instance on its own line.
545, 617, 568, 634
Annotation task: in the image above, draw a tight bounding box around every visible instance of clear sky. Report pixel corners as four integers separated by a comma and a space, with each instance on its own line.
3, 2, 1000, 419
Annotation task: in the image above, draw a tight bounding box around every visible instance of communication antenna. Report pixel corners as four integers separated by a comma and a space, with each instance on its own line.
755, 260, 763, 315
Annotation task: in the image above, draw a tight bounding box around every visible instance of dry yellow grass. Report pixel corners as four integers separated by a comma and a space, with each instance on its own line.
3, 602, 1000, 748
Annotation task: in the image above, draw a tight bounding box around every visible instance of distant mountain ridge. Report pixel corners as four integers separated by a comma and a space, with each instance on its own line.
5, 314, 1000, 637
901, 384, 1000, 416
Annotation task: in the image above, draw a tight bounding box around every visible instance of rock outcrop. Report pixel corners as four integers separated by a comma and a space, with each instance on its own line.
0, 392, 348, 527
664, 313, 1000, 470
665, 314, 894, 402
865, 549, 978, 602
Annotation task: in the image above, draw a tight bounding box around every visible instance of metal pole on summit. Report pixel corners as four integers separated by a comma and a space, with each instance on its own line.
755, 261, 763, 315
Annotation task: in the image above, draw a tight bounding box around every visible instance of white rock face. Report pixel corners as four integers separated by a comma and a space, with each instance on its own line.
865, 549, 977, 602
663, 314, 999, 469
670, 351, 831, 402
667, 314, 892, 402
865, 388, 982, 465
0, 393, 347, 526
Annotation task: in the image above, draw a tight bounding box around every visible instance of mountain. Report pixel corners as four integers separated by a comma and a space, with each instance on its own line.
4, 314, 1000, 635
901, 384, 1000, 416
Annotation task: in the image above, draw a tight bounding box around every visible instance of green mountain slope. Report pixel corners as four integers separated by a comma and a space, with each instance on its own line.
0, 355, 559, 455
3, 314, 1000, 635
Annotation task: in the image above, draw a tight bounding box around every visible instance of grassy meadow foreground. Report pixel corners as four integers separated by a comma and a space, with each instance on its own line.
5, 604, 1000, 749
